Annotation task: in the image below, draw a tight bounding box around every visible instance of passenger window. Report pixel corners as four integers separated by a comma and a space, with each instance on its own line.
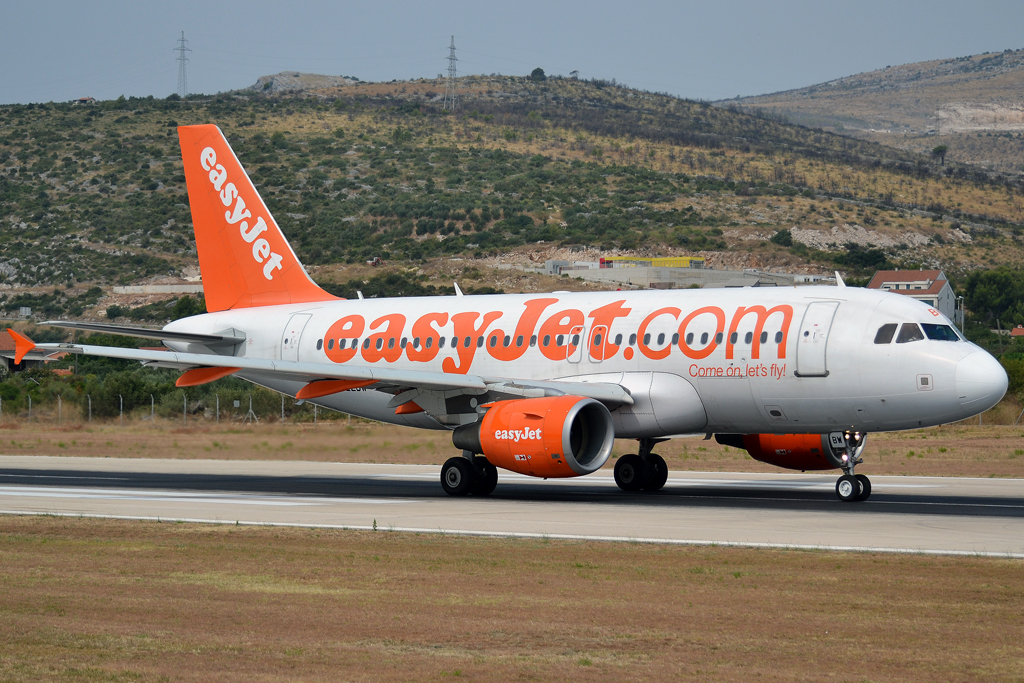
388, 337, 395, 349
438, 337, 445, 349
672, 333, 679, 345
413, 337, 421, 349
464, 336, 471, 348
503, 335, 511, 347
489, 335, 498, 347
476, 336, 484, 348
774, 331, 783, 344
656, 333, 665, 345
614, 333, 622, 345
759, 332, 768, 344
874, 324, 897, 344
716, 332, 723, 344
425, 337, 434, 349
686, 332, 694, 345
400, 337, 407, 348
592, 333, 602, 346
643, 333, 651, 345
530, 335, 537, 347
730, 332, 738, 344
556, 334, 565, 347
896, 323, 925, 344
327, 339, 335, 350
629, 333, 637, 345
543, 335, 551, 347
516, 335, 524, 347
921, 324, 960, 341
744, 332, 753, 344
317, 339, 323, 351
700, 332, 708, 345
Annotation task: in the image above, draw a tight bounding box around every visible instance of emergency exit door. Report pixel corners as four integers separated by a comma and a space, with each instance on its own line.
281, 313, 312, 362
795, 302, 839, 377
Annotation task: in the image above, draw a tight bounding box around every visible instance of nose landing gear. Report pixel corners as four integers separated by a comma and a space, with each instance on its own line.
833, 431, 870, 502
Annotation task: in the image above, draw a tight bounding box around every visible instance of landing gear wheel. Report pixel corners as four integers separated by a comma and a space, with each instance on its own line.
642, 454, 668, 492
854, 474, 871, 502
441, 457, 476, 496
471, 457, 498, 496
614, 454, 648, 492
836, 474, 860, 502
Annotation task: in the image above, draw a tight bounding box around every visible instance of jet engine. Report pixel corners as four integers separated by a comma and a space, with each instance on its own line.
453, 395, 615, 478
715, 433, 865, 471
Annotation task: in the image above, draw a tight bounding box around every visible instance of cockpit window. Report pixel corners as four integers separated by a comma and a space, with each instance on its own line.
896, 323, 925, 344
921, 323, 961, 341
873, 323, 898, 344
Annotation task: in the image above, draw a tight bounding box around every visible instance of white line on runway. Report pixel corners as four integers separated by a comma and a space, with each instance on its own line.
1, 509, 1020, 559
0, 486, 410, 506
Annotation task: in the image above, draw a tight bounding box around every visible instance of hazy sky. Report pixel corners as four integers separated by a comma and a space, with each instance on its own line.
1, 1, 1021, 105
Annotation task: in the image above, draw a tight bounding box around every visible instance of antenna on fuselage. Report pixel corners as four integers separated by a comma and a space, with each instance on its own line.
357, 291, 364, 300
454, 282, 464, 297
835, 271, 846, 288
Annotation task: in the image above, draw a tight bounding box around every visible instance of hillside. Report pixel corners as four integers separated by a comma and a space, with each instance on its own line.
1, 75, 1024, 320
727, 48, 1024, 172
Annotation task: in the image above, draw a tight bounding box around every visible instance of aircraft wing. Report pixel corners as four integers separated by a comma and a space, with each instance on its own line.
42, 320, 245, 347
26, 339, 634, 407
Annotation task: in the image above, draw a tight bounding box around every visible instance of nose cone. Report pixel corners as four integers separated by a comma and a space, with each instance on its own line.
956, 350, 1008, 414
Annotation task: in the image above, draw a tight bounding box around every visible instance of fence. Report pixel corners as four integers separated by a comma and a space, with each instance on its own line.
0, 392, 354, 426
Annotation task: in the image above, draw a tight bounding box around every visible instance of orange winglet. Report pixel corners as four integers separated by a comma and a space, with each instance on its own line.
176, 366, 241, 387
394, 401, 424, 415
7, 328, 36, 365
296, 379, 376, 400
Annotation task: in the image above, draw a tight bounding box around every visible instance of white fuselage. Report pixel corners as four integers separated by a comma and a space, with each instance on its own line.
164, 286, 1007, 437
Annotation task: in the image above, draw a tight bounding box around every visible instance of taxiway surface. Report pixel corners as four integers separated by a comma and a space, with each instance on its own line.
1, 455, 1022, 557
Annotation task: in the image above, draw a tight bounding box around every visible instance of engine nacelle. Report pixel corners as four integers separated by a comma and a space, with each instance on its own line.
715, 433, 866, 471
453, 395, 615, 478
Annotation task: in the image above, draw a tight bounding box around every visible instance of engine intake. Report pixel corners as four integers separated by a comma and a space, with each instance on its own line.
453, 395, 615, 478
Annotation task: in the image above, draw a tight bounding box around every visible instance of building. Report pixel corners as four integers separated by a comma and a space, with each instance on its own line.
599, 256, 705, 269
867, 269, 957, 321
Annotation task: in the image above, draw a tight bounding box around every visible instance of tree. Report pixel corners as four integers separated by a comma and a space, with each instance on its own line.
530, 67, 546, 82
931, 145, 948, 165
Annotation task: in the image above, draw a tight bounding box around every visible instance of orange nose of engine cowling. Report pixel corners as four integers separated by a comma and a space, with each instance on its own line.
474, 395, 615, 478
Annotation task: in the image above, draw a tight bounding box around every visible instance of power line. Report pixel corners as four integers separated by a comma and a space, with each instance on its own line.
175, 31, 192, 98
443, 36, 457, 112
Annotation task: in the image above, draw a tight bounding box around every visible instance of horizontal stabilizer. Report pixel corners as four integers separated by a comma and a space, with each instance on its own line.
42, 321, 245, 347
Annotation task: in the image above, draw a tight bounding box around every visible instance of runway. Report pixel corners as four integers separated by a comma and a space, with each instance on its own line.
1, 455, 1022, 557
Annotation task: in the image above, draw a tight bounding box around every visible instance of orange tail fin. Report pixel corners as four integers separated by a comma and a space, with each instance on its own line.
178, 125, 338, 312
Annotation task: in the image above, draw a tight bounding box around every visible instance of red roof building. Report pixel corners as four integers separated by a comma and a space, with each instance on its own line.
866, 270, 957, 321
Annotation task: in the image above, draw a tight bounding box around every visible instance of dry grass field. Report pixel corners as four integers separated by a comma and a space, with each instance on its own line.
0, 516, 1021, 682
1, 409, 1023, 478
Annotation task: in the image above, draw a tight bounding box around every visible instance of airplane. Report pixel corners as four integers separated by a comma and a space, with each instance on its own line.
8, 125, 1008, 502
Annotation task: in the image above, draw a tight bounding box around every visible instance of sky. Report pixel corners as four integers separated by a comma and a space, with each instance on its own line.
1, 0, 1022, 105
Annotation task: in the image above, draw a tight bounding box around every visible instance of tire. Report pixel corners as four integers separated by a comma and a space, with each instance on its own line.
614, 454, 648, 492
441, 457, 476, 496
642, 454, 668, 491
471, 456, 498, 496
855, 474, 871, 502
836, 474, 860, 502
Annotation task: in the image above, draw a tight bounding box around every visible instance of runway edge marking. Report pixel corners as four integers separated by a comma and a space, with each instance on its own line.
2, 510, 1021, 559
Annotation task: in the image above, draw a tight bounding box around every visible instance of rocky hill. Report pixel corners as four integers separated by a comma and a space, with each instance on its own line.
726, 48, 1024, 172
1, 74, 1023, 319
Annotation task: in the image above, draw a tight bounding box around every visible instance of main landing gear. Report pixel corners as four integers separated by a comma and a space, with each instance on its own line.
835, 432, 871, 502
441, 452, 498, 497
614, 438, 670, 493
